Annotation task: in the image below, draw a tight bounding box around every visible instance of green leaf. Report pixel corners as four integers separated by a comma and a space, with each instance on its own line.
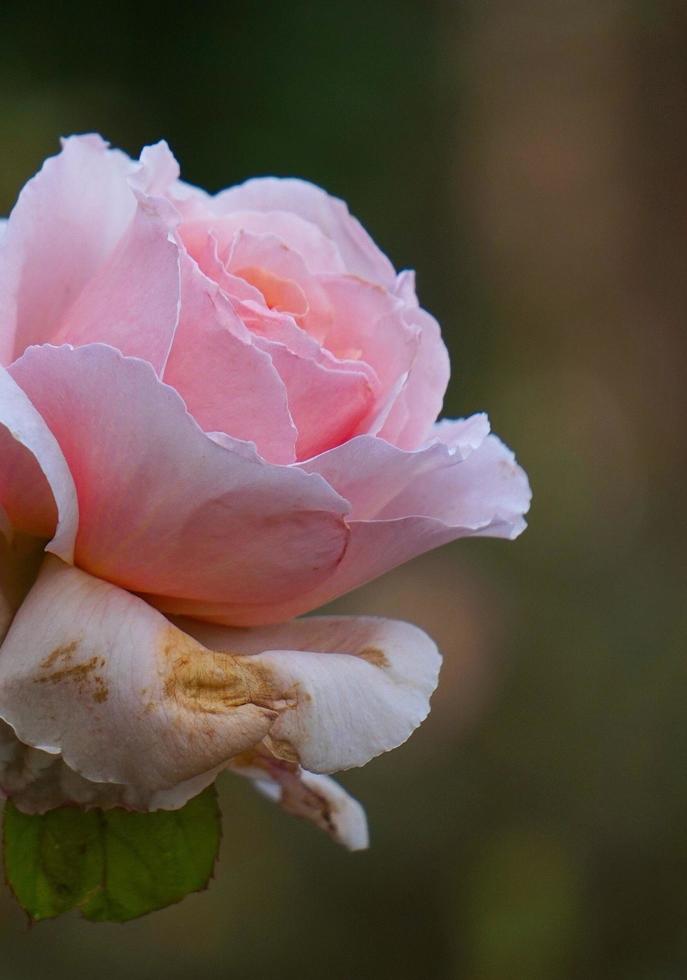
3, 786, 221, 922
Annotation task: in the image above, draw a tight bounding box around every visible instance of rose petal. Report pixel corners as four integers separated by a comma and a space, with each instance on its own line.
253, 338, 375, 460
0, 559, 439, 809
212, 177, 396, 285
163, 256, 298, 462
0, 135, 136, 363
184, 614, 441, 773
183, 209, 346, 276
377, 306, 450, 449
220, 228, 341, 339
130, 140, 181, 197
9, 343, 349, 607
50, 202, 181, 372
156, 419, 530, 624
320, 276, 419, 420
0, 720, 214, 813
230, 747, 369, 850
0, 366, 77, 560
0, 558, 278, 806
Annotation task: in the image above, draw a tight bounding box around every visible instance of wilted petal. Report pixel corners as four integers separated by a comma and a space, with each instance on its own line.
184, 614, 441, 773
0, 719, 216, 814
0, 559, 439, 810
0, 558, 279, 805
230, 747, 368, 850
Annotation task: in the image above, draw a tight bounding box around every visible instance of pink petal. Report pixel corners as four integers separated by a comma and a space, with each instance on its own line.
0, 366, 77, 560
163, 256, 298, 462
253, 338, 375, 460
320, 276, 418, 420
9, 343, 349, 608
156, 419, 530, 624
130, 140, 181, 197
170, 241, 378, 461
212, 177, 396, 285
377, 306, 450, 449
225, 230, 318, 321
233, 286, 380, 394
0, 135, 136, 363
51, 203, 181, 372
185, 208, 347, 275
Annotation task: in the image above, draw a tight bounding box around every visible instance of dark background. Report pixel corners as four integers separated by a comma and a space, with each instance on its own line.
1, 1, 686, 977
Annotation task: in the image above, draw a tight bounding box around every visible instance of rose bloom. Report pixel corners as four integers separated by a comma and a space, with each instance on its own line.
0, 136, 530, 848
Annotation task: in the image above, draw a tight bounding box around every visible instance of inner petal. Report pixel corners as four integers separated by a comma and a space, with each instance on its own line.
234, 265, 308, 318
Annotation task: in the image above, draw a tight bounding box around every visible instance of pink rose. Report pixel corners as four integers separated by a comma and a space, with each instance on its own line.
0, 136, 530, 848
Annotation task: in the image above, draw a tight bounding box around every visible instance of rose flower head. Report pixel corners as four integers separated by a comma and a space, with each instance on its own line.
0, 136, 530, 883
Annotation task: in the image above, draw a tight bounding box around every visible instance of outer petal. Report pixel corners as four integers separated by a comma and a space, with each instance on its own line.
184, 614, 441, 773
0, 558, 278, 806
130, 139, 181, 197
158, 419, 530, 624
230, 748, 368, 850
0, 559, 439, 807
0, 135, 136, 363
213, 177, 396, 285
50, 203, 181, 373
0, 365, 77, 560
9, 343, 349, 607
0, 721, 214, 814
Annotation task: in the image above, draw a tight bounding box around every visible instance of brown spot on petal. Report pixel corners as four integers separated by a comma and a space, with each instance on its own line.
264, 734, 300, 765
39, 640, 80, 670
37, 655, 100, 685
160, 627, 288, 715
93, 678, 109, 703
36, 648, 109, 706
270, 764, 338, 838
358, 646, 389, 668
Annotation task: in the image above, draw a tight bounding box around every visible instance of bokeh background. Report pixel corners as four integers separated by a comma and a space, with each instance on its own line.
1, 1, 685, 977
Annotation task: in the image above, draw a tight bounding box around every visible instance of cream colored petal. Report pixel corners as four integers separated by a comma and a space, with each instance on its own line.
0, 720, 214, 813
184, 615, 442, 774
0, 557, 280, 807
230, 746, 368, 850
0, 558, 440, 812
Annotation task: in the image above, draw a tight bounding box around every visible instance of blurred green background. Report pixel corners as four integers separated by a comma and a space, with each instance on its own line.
1, 1, 685, 977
